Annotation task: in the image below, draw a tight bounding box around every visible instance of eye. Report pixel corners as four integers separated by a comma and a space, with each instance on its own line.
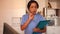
31, 6, 34, 8
35, 6, 37, 8
31, 6, 37, 8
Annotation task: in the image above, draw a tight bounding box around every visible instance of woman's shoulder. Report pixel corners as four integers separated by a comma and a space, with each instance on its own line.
22, 14, 28, 17
36, 13, 42, 17
37, 13, 45, 18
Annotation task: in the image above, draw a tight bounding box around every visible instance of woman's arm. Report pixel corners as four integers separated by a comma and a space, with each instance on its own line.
21, 19, 31, 31
33, 27, 46, 33
21, 13, 34, 31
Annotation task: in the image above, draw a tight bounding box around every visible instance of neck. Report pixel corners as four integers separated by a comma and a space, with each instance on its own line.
30, 12, 36, 15
31, 12, 36, 15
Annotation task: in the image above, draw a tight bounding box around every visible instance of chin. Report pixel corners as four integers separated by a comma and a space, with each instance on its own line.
32, 12, 36, 15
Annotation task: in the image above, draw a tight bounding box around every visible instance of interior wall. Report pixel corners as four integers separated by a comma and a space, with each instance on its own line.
35, 0, 48, 11
0, 0, 26, 34
58, 10, 60, 17
57, 2, 60, 9
48, 0, 60, 9
49, 2, 57, 9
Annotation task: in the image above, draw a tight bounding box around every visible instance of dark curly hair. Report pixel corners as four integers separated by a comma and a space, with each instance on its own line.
27, 0, 39, 10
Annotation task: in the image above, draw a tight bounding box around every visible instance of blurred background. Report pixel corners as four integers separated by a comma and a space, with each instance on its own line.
0, 0, 60, 34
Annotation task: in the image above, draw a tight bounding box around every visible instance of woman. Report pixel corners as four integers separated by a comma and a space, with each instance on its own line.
21, 0, 46, 34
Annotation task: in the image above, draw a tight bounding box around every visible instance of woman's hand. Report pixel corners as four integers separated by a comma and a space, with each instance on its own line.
28, 13, 34, 21
33, 28, 40, 32
33, 27, 46, 33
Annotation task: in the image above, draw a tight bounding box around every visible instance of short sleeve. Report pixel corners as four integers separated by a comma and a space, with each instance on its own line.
21, 15, 27, 25
40, 16, 45, 21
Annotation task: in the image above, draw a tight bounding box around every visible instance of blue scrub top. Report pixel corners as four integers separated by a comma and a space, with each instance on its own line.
21, 13, 45, 34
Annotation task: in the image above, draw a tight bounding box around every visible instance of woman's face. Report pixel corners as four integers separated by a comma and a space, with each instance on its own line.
29, 3, 37, 14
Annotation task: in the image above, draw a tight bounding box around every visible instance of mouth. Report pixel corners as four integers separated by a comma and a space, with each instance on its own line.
32, 12, 36, 15
30, 11, 36, 15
